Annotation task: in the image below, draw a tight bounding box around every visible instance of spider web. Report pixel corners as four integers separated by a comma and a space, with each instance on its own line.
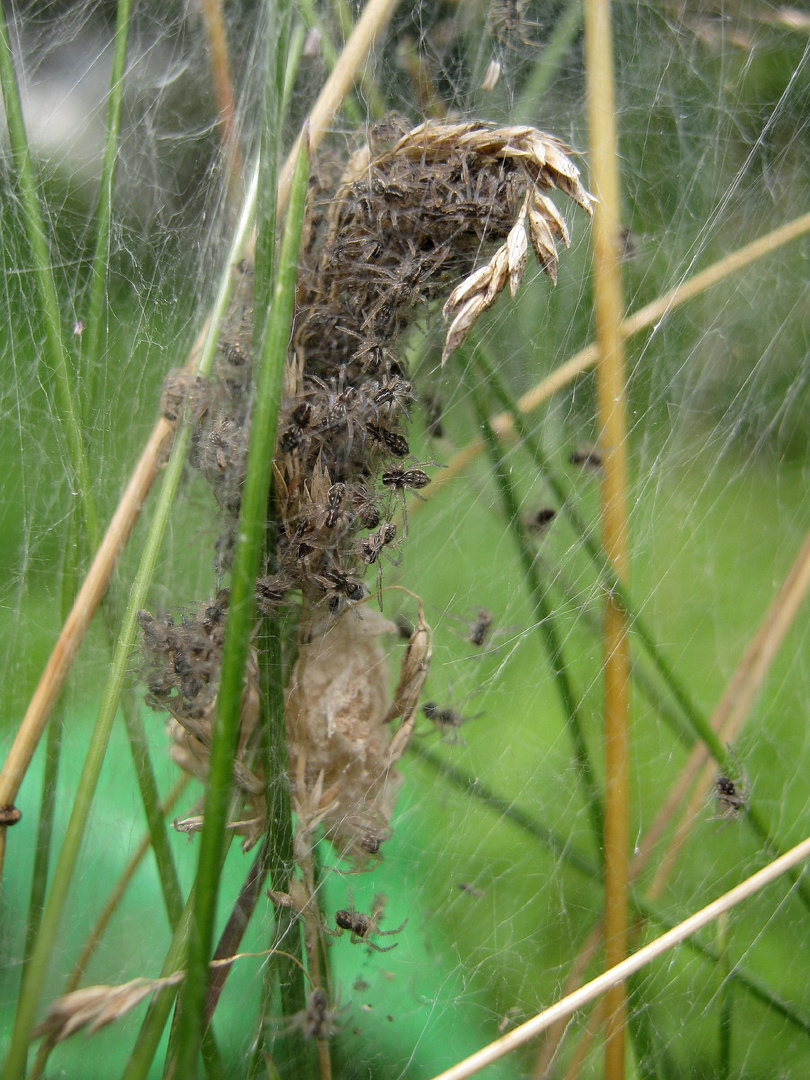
1, 1, 810, 1078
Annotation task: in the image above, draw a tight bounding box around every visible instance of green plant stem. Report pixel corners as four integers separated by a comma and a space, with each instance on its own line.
82, 0, 132, 419
297, 0, 364, 126
515, 0, 583, 124
471, 378, 605, 857
254, 0, 294, 332
122, 896, 197, 1080
410, 743, 599, 882
171, 135, 310, 1080
472, 344, 704, 744
119, 688, 184, 928
0, 3, 100, 552
21, 511, 77, 974
2, 425, 196, 1080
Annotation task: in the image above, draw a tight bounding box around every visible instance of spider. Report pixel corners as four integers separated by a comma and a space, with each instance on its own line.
360, 522, 400, 607
367, 422, 410, 458
287, 988, 346, 1041
467, 607, 494, 647
312, 567, 368, 608
422, 700, 480, 744
330, 894, 407, 953
715, 774, 748, 818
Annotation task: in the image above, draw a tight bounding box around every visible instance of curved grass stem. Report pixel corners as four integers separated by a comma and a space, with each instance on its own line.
471, 380, 605, 858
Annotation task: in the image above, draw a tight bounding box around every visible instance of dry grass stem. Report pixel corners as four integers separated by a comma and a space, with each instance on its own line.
33, 948, 303, 1044
414, 209, 810, 511
427, 834, 810, 1080
584, 0, 630, 1072
0, 419, 173, 852
644, 524, 810, 895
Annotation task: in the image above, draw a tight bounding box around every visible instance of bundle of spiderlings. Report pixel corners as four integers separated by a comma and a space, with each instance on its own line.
140, 120, 592, 863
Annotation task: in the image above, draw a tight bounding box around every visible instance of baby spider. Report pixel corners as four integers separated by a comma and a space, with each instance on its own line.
715, 774, 748, 819
287, 988, 346, 1041
422, 701, 481, 744
382, 462, 437, 534
330, 894, 407, 953
467, 607, 494, 647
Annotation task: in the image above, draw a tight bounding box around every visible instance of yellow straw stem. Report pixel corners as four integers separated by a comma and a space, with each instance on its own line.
584, 0, 630, 1076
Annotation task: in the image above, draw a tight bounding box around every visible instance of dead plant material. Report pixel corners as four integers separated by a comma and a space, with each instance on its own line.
286, 601, 431, 866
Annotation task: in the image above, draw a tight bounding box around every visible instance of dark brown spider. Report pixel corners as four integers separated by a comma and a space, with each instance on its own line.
359, 523, 398, 566
331, 896, 407, 953
525, 507, 557, 533
350, 484, 382, 530
569, 444, 604, 472
324, 483, 347, 528
381, 466, 432, 495
467, 608, 494, 647
715, 775, 747, 818
313, 567, 368, 606
367, 422, 410, 458
279, 401, 314, 452
422, 701, 479, 743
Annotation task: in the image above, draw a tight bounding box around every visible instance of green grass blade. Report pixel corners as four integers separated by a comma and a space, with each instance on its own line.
0, 3, 99, 551
471, 378, 605, 856
515, 0, 583, 124
170, 133, 310, 1079
253, 0, 294, 335
81, 0, 132, 417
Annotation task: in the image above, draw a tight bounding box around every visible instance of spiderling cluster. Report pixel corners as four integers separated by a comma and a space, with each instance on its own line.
140, 118, 590, 867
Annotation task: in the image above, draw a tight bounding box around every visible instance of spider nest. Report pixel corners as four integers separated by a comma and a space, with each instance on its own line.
141, 118, 590, 867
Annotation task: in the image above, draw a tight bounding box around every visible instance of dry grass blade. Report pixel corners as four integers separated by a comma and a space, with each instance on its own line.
32, 974, 185, 1042
434, 125, 593, 362
33, 947, 303, 1045
412, 210, 810, 510
427, 835, 810, 1080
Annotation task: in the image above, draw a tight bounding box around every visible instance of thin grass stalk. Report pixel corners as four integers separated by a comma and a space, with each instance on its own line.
170, 136, 310, 1079
122, 896, 197, 1080
199, 0, 244, 201
471, 381, 605, 855
421, 211, 810, 504
297, 0, 364, 127
515, 0, 583, 123
0, 5, 100, 549
466, 344, 706, 758
410, 742, 600, 882
583, 0, 631, 1073
427, 835, 810, 1080
0, 161, 259, 885
275, 0, 401, 201
534, 518, 810, 1076
0, 423, 201, 1080
640, 524, 810, 893
254, 0, 294, 333
21, 509, 77, 973
533, 550, 693, 747
81, 0, 132, 412
246, 618, 308, 1075
468, 343, 810, 910
0, 416, 171, 881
